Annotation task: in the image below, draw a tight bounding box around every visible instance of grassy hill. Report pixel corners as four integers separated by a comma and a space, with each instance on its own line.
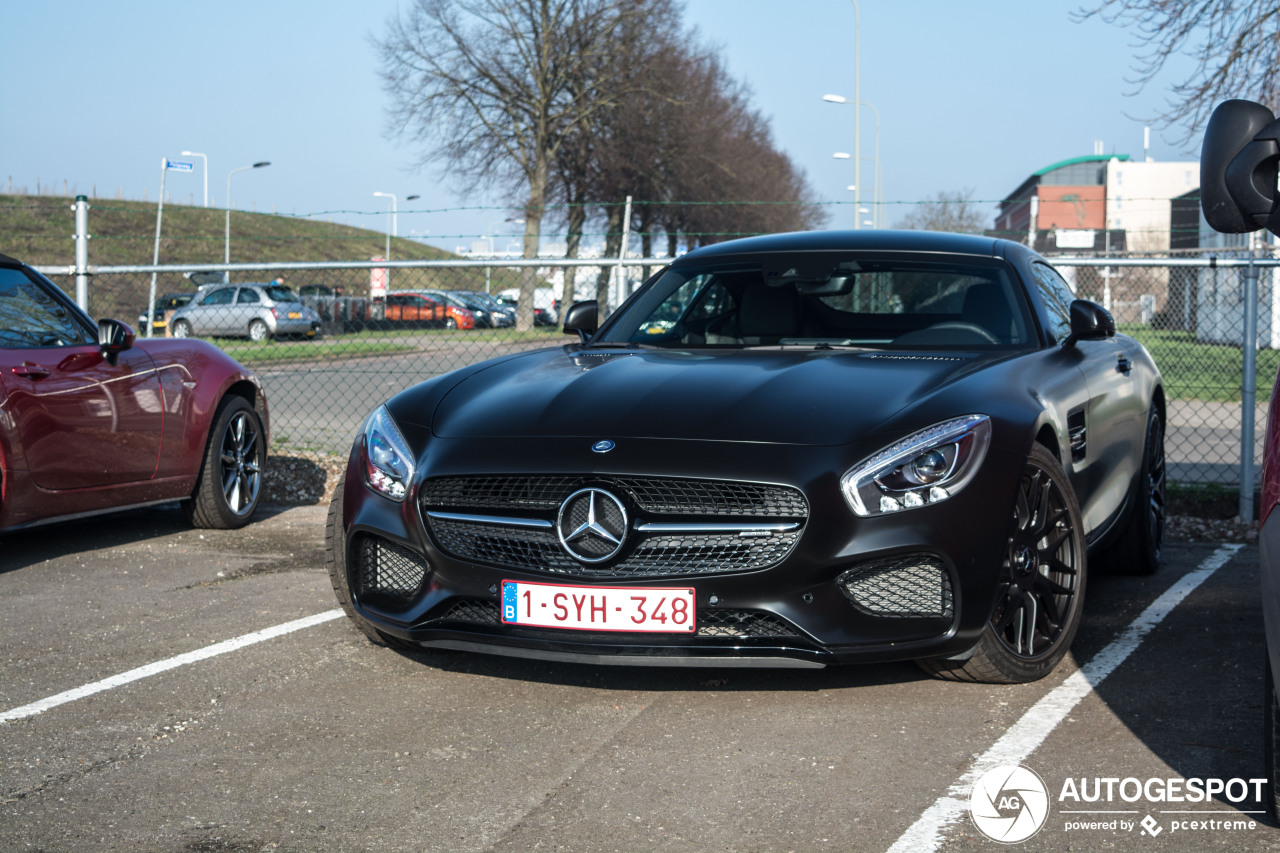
0, 193, 529, 297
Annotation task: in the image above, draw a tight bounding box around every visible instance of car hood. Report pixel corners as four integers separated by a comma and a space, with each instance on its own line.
426, 347, 1000, 446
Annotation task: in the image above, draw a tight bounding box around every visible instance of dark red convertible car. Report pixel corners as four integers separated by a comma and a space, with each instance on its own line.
0, 254, 269, 532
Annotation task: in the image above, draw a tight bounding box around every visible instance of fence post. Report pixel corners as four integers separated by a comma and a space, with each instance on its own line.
73, 195, 90, 311
1241, 254, 1260, 522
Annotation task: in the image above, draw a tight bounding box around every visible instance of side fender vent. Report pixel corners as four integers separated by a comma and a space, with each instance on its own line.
1067, 409, 1087, 463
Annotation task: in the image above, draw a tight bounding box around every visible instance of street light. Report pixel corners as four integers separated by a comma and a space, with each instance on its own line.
822, 1, 861, 227
225, 161, 270, 268
825, 94, 881, 227
484, 217, 524, 293
182, 150, 208, 207
373, 192, 420, 261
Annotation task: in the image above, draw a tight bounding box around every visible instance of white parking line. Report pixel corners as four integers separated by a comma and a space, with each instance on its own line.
1, 609, 344, 724
886, 543, 1244, 853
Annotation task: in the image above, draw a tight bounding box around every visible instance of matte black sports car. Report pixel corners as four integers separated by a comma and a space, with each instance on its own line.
327, 230, 1165, 683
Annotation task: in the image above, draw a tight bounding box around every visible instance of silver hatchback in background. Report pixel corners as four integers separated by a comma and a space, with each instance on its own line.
169, 283, 322, 341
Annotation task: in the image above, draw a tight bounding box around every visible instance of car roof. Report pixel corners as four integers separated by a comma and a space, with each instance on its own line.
676, 229, 1032, 264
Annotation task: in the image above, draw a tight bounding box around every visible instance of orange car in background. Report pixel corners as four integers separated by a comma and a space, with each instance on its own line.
383, 292, 447, 326
389, 290, 475, 329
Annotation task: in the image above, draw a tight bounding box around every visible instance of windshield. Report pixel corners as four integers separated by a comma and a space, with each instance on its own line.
597, 255, 1035, 349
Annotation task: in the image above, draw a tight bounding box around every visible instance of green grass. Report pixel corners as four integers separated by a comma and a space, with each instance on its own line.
212, 338, 418, 365
202, 325, 565, 366
1121, 325, 1279, 403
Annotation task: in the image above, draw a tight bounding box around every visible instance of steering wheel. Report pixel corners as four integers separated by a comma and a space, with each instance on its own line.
894, 322, 1001, 346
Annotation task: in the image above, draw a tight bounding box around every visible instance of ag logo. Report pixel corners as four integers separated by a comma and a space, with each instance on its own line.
969, 764, 1050, 844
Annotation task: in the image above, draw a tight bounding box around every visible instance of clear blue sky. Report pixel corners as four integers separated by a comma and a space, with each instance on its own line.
0, 0, 1196, 255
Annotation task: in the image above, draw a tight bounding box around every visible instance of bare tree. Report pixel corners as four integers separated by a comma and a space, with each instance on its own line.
1074, 1, 1280, 140
894, 188, 988, 234
376, 0, 641, 329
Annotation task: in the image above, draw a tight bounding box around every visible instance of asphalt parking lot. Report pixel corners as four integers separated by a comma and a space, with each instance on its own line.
2, 503, 1278, 852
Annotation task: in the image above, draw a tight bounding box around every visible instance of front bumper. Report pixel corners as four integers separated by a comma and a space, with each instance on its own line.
337, 435, 1025, 668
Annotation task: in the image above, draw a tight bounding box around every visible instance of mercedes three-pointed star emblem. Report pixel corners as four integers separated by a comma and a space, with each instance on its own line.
556, 488, 628, 563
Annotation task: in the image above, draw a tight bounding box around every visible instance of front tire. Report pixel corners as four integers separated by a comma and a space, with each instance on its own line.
1100, 406, 1166, 575
921, 444, 1087, 683
172, 319, 192, 338
184, 396, 265, 529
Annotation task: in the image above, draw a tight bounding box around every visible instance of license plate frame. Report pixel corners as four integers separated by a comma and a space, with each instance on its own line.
501, 580, 696, 633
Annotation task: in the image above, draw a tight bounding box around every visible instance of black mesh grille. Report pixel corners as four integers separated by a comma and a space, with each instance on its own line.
427, 599, 801, 639
421, 476, 582, 512
614, 478, 808, 518
420, 474, 807, 579
695, 609, 802, 638
837, 555, 954, 619
428, 516, 800, 577
421, 475, 808, 518
354, 535, 429, 600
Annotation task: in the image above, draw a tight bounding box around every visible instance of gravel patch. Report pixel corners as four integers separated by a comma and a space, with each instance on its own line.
262, 453, 347, 506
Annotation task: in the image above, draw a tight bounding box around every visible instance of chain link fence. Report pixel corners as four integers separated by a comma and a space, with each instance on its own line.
34, 254, 1280, 495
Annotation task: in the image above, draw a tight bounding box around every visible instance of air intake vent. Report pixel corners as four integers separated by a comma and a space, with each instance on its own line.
837, 555, 954, 619
353, 535, 429, 601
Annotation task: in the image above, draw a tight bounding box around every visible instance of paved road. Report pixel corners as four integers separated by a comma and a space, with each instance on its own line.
1, 504, 1275, 851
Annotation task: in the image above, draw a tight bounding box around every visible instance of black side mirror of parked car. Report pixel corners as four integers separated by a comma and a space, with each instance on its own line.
563, 301, 598, 343
98, 318, 136, 365
1200, 99, 1280, 236
1063, 300, 1115, 348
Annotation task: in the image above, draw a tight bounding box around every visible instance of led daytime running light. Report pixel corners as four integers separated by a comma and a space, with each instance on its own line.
842, 415, 991, 517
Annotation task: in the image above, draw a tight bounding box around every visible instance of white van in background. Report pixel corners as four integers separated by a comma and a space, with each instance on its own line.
496, 287, 559, 325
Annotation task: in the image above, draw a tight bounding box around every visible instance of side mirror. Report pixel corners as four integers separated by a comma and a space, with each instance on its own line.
98, 318, 136, 365
1201, 99, 1280, 235
1063, 300, 1114, 348
563, 300, 598, 343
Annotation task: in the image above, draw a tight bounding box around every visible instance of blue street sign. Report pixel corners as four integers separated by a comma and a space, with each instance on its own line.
165, 160, 194, 172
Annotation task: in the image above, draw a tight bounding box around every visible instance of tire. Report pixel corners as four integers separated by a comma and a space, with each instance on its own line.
248, 319, 270, 342
172, 319, 192, 338
183, 396, 265, 529
1267, 659, 1280, 821
920, 443, 1088, 684
1099, 406, 1166, 575
445, 316, 458, 330
325, 473, 391, 646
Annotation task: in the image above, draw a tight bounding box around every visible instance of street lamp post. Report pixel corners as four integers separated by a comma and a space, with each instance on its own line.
225, 161, 271, 271
373, 192, 420, 262
182, 150, 208, 207
825, 94, 881, 227
484, 217, 524, 293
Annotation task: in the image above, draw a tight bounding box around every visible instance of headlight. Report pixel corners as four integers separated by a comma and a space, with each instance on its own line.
362, 406, 416, 501
841, 415, 991, 516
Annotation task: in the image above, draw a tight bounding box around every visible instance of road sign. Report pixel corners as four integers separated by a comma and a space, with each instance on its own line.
165, 160, 194, 172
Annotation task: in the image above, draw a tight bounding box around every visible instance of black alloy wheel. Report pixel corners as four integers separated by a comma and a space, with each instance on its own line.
992, 455, 1082, 660
921, 443, 1087, 683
